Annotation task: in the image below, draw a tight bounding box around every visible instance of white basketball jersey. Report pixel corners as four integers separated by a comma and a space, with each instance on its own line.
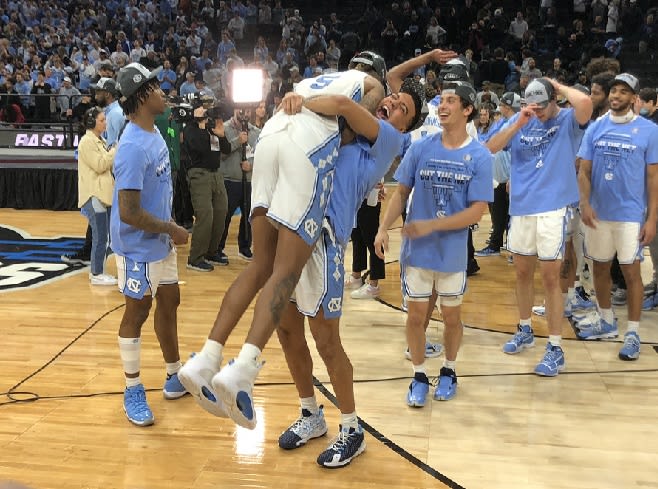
259, 70, 368, 170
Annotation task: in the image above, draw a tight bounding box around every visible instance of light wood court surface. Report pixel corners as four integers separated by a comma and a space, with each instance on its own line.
1, 208, 658, 489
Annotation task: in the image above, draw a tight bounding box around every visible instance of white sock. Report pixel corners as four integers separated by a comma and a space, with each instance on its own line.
165, 361, 181, 376
237, 343, 261, 365
201, 338, 224, 370
300, 396, 319, 415
519, 318, 532, 328
600, 308, 614, 325
118, 336, 141, 386
548, 335, 561, 347
574, 280, 582, 289
125, 376, 142, 388
443, 359, 456, 371
626, 321, 640, 334
412, 362, 426, 374
340, 411, 359, 430
567, 287, 576, 301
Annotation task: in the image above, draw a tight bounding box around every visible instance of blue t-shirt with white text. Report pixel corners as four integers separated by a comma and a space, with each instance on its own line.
110, 122, 173, 262
394, 133, 493, 273
505, 107, 584, 215
577, 114, 658, 223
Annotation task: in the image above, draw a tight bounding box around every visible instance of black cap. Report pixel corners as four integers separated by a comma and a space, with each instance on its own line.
116, 62, 162, 99
90, 77, 118, 95
438, 60, 470, 83
442, 81, 477, 106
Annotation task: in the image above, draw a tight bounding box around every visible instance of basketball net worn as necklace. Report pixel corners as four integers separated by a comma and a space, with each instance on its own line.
609, 110, 636, 124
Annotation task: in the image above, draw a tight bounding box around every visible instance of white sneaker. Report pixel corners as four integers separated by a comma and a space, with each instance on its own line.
350, 284, 380, 300
90, 273, 118, 286
178, 353, 228, 417
212, 358, 263, 430
344, 275, 363, 290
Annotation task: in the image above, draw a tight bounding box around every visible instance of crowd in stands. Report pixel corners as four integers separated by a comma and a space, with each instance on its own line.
0, 0, 656, 127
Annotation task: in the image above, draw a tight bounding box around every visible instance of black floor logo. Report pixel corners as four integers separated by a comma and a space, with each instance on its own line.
0, 225, 86, 292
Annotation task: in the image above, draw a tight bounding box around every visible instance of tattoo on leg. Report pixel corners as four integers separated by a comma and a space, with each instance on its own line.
270, 273, 298, 325
560, 259, 570, 280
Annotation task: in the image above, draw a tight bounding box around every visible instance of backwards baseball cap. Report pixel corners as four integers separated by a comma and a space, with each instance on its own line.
442, 81, 477, 106
116, 62, 162, 99
524, 78, 554, 108
349, 50, 387, 85
90, 77, 118, 95
500, 91, 521, 111
611, 73, 640, 94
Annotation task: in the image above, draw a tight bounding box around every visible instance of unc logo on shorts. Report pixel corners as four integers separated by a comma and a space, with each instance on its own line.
126, 278, 142, 294
304, 218, 319, 239
605, 173, 614, 180
327, 297, 342, 313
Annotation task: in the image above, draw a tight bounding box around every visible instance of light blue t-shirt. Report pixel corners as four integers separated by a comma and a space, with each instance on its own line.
577, 114, 658, 223
110, 122, 173, 262
105, 100, 125, 147
328, 120, 405, 246
395, 133, 494, 273
505, 107, 584, 215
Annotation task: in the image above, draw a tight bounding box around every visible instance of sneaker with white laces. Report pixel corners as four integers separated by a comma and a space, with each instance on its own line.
90, 273, 118, 286
573, 287, 595, 309
278, 407, 328, 449
123, 384, 154, 426
576, 318, 618, 340
643, 281, 657, 297
534, 344, 565, 377
344, 275, 363, 290
572, 309, 601, 327
405, 342, 443, 360
178, 353, 228, 417
619, 331, 641, 361
163, 372, 188, 399
433, 367, 457, 401
406, 373, 430, 407
350, 283, 380, 300
212, 358, 263, 429
502, 325, 535, 354
316, 425, 366, 468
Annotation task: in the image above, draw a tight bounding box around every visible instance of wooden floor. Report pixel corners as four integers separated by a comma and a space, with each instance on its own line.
1, 208, 657, 489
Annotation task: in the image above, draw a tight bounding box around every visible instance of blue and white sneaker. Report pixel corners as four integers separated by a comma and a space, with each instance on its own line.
619, 331, 641, 361
474, 245, 501, 257
317, 425, 366, 468
571, 288, 595, 310
502, 325, 535, 354
433, 367, 457, 401
178, 353, 228, 417
163, 372, 188, 399
576, 318, 618, 340
534, 344, 565, 377
279, 407, 328, 449
124, 384, 154, 426
642, 293, 658, 311
406, 374, 430, 407
405, 342, 443, 360
212, 358, 264, 430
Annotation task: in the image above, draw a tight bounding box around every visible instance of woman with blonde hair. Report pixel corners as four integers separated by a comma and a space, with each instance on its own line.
77, 106, 117, 285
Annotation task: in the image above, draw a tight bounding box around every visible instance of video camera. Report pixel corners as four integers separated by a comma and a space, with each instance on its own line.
170, 92, 229, 130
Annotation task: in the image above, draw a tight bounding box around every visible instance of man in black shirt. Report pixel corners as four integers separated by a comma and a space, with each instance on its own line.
183, 106, 231, 271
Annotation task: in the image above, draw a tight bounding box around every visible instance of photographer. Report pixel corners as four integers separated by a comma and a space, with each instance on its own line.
183, 106, 231, 272
218, 106, 260, 263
